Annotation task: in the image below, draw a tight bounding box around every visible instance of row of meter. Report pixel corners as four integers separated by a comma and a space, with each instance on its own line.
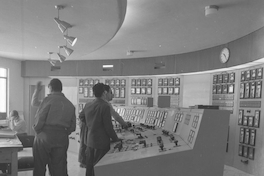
114, 107, 169, 128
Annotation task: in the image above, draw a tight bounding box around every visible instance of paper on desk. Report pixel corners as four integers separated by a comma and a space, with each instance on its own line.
0, 138, 21, 146
0, 129, 16, 138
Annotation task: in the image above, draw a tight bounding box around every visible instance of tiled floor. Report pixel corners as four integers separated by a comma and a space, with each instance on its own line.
15, 151, 255, 176
16, 165, 256, 176
6, 151, 253, 176
223, 165, 254, 176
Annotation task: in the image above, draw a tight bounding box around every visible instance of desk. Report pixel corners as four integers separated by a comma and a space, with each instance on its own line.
0, 137, 22, 176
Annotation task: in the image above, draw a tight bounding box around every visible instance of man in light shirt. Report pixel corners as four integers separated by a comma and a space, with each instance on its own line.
8, 110, 27, 136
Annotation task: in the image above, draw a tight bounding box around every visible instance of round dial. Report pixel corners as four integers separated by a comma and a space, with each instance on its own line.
220, 48, 230, 63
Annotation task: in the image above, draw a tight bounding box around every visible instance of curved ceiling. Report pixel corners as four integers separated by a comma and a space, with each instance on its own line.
1, 0, 264, 61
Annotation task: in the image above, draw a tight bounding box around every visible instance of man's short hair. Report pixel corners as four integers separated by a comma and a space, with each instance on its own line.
49, 78, 62, 92
10, 110, 19, 117
93, 83, 105, 97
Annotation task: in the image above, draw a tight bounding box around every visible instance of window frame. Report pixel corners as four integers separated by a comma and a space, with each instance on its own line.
0, 68, 7, 119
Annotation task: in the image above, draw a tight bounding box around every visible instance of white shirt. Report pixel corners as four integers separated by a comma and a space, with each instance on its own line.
9, 117, 27, 134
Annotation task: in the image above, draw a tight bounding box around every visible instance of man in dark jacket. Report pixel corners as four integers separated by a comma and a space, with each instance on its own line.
32, 78, 76, 176
78, 84, 127, 168
83, 83, 121, 176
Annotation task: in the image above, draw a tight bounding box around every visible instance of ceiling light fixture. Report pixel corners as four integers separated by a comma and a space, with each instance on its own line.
63, 46, 74, 56
53, 4, 76, 62
57, 46, 67, 62
64, 35, 77, 46
59, 45, 74, 56
47, 52, 58, 66
54, 18, 72, 33
205, 5, 219, 16
48, 59, 57, 66
63, 46, 73, 56
54, 5, 72, 33
57, 53, 66, 62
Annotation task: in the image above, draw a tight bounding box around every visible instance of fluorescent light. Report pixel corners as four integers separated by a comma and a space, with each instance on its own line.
102, 65, 114, 71
102, 65, 114, 68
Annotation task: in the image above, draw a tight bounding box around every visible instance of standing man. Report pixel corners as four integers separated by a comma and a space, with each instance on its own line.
103, 84, 128, 128
78, 84, 128, 168
31, 81, 52, 176
78, 100, 92, 168
32, 78, 76, 176
31, 81, 43, 107
84, 83, 121, 176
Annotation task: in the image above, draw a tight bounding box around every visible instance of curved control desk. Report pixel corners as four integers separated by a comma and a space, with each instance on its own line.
95, 107, 230, 176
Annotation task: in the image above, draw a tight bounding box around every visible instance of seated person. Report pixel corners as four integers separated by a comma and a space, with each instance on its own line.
8, 110, 27, 136
0, 110, 27, 173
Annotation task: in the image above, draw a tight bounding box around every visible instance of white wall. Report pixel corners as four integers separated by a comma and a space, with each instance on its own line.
0, 57, 23, 114
182, 74, 211, 108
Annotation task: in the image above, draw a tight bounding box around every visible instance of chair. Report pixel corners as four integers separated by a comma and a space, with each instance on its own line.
17, 135, 35, 171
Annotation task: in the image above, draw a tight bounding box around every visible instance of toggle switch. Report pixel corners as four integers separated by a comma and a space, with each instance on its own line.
174, 140, 178, 146
139, 140, 147, 147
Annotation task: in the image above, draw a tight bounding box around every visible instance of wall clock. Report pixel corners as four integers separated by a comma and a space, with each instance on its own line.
220, 47, 230, 63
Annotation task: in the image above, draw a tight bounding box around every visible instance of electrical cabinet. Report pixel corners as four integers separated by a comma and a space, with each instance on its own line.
235, 67, 263, 174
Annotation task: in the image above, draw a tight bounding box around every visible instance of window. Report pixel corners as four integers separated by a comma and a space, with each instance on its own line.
0, 68, 7, 119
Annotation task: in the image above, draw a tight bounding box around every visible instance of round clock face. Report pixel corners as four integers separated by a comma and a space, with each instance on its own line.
220, 48, 230, 63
